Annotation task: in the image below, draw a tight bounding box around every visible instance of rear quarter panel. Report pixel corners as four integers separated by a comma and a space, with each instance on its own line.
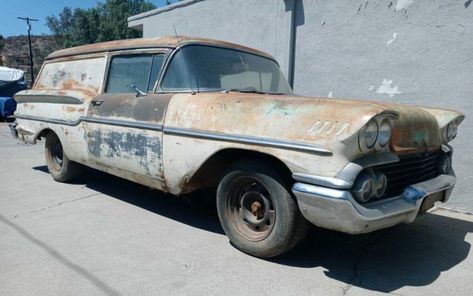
14, 54, 107, 163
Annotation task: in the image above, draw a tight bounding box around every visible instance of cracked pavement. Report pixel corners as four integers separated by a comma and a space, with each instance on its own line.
1, 123, 473, 295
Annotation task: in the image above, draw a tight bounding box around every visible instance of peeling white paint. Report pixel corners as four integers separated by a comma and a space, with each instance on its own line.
386, 32, 397, 48
328, 91, 333, 98
395, 0, 414, 11
376, 79, 402, 97
368, 85, 375, 91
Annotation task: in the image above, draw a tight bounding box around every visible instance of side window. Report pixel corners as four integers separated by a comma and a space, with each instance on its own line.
161, 50, 193, 91
105, 54, 164, 93
148, 55, 164, 91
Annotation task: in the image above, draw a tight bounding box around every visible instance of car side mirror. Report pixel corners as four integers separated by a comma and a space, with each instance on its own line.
130, 84, 147, 97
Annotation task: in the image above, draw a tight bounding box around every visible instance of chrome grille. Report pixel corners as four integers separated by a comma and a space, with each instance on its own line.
374, 150, 442, 197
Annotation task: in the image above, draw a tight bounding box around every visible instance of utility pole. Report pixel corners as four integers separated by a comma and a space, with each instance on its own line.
17, 16, 38, 85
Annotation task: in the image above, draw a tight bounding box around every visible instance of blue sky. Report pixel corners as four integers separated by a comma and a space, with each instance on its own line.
0, 0, 172, 37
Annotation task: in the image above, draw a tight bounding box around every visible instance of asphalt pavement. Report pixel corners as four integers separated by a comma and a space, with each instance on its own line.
1, 122, 472, 296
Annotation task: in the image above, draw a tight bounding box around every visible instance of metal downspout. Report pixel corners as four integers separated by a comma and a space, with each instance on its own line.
285, 0, 297, 89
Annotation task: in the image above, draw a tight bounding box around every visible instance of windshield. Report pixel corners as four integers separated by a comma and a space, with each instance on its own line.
161, 45, 292, 94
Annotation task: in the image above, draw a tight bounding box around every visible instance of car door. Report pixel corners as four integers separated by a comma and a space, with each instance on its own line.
84, 50, 172, 189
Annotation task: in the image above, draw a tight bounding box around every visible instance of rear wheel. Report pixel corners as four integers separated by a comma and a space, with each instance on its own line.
216, 161, 308, 258
45, 132, 82, 182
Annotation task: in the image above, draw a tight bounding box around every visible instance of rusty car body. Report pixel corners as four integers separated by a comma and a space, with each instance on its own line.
10, 36, 464, 257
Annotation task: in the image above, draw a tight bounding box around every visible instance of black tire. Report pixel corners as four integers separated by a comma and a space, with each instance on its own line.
45, 132, 82, 182
216, 160, 308, 258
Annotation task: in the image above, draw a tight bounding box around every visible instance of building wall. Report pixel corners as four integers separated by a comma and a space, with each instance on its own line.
129, 0, 473, 212
129, 0, 293, 76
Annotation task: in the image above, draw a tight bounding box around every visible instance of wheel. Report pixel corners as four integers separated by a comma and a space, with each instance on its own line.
45, 132, 82, 182
216, 161, 308, 258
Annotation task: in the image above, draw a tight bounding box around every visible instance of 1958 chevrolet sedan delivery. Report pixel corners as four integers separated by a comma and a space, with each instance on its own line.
11, 36, 464, 257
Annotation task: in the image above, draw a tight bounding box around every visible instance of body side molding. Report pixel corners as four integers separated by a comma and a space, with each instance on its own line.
14, 114, 332, 155
14, 94, 84, 105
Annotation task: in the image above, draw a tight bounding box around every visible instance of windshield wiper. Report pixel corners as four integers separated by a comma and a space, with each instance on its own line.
223, 88, 283, 95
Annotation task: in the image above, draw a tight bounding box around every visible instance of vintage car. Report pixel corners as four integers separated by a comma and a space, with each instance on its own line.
10, 36, 464, 257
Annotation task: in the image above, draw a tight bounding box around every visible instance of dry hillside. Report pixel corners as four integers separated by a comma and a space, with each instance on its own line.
1, 35, 60, 83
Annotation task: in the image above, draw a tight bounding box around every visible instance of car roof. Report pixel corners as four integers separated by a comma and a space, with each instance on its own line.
46, 36, 276, 61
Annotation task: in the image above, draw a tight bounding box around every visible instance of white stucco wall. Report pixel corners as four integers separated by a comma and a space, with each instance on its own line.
129, 0, 292, 77
129, 0, 473, 212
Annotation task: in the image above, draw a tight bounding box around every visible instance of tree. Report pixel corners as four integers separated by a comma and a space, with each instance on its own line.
46, 0, 156, 48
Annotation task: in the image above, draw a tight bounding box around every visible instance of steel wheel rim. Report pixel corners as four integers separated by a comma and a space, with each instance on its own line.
226, 176, 276, 241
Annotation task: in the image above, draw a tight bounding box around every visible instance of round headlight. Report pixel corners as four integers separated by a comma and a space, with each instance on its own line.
374, 172, 387, 197
352, 172, 375, 203
446, 122, 458, 141
360, 120, 378, 149
378, 119, 392, 147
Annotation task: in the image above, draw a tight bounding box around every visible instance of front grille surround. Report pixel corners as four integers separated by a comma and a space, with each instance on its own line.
372, 150, 443, 198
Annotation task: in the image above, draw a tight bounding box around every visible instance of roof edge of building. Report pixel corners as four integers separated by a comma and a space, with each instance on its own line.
128, 0, 206, 22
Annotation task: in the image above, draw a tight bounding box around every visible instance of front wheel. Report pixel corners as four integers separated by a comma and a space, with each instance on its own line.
216, 162, 308, 258
45, 132, 82, 182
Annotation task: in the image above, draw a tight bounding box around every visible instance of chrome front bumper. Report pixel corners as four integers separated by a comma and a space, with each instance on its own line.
292, 174, 456, 234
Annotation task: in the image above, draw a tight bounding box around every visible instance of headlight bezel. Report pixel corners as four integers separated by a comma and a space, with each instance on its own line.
441, 115, 464, 144
378, 118, 393, 147
358, 112, 398, 152
360, 119, 378, 150
445, 121, 458, 142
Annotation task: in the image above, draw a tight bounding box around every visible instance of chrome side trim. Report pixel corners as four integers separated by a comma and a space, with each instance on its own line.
82, 117, 164, 131
14, 114, 332, 155
164, 126, 332, 155
14, 114, 164, 131
14, 94, 83, 105
14, 114, 81, 126
292, 173, 352, 189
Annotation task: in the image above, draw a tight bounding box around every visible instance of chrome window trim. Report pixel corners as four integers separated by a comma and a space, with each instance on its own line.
102, 49, 171, 95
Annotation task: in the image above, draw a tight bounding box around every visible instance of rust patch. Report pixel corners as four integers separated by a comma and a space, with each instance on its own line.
389, 105, 442, 151
62, 79, 75, 90
64, 106, 78, 113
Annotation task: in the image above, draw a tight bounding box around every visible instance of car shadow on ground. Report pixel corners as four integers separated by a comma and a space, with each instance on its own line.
33, 165, 225, 234
33, 165, 473, 293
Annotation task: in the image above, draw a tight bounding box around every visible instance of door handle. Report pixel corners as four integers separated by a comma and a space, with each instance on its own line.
91, 100, 103, 107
